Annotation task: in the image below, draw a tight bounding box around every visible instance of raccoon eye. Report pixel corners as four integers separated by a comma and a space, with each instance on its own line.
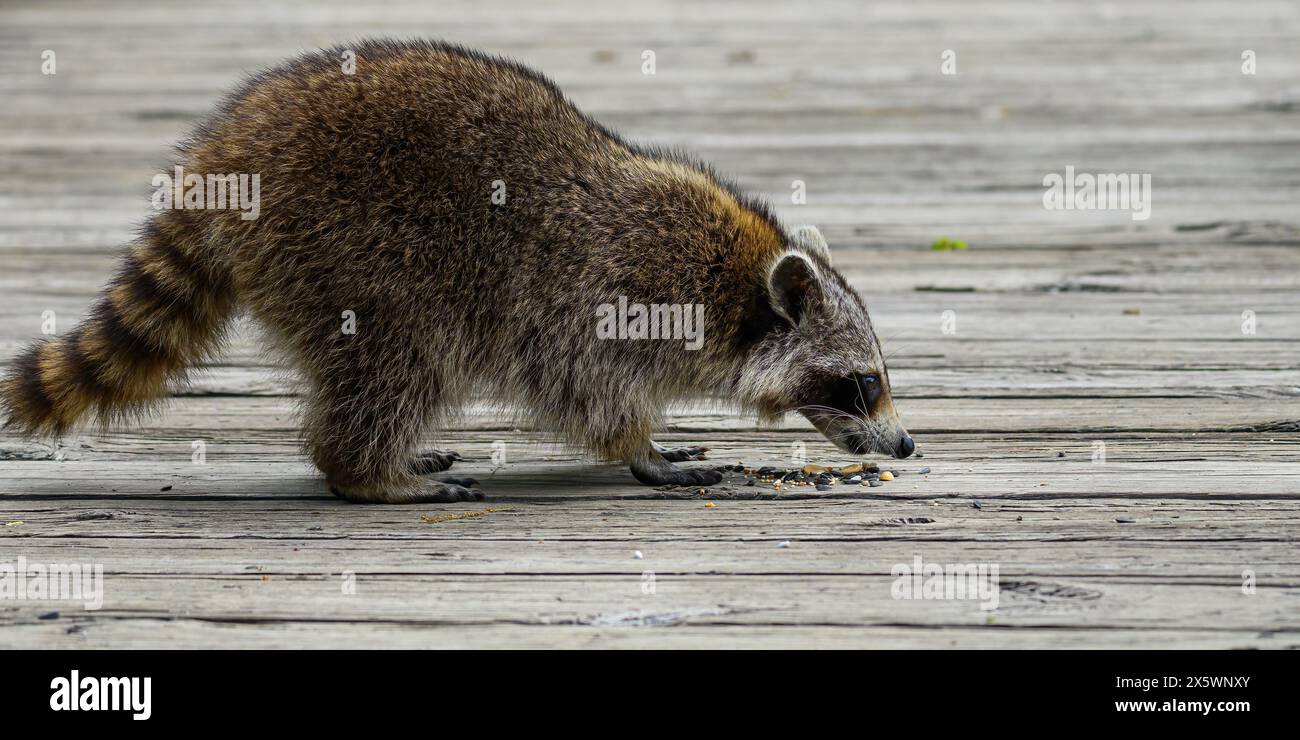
858, 373, 882, 405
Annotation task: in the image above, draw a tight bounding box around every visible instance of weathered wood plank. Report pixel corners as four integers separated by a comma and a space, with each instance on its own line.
5, 499, 1299, 553
1, 573, 1289, 629
3, 432, 1299, 502
7, 621, 1289, 650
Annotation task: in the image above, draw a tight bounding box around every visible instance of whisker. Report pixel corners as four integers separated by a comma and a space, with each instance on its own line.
882, 343, 913, 364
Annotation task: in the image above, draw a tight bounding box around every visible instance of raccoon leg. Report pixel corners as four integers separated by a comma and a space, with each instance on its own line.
629, 445, 723, 487
570, 388, 719, 486
302, 359, 480, 504
651, 441, 710, 462
314, 424, 483, 504
313, 424, 482, 504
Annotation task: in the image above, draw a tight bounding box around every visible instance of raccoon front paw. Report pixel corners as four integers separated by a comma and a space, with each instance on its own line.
410, 448, 463, 475
654, 445, 710, 463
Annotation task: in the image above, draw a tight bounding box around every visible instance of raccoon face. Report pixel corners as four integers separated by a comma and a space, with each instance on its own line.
738, 231, 914, 459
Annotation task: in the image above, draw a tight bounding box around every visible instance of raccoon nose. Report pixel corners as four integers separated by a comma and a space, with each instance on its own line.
896, 435, 915, 459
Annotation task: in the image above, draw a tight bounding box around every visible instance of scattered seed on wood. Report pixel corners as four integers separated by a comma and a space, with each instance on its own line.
879, 471, 894, 481
776, 540, 791, 548
733, 461, 893, 489
918, 466, 932, 475
159, 485, 172, 491
1115, 517, 1136, 524
419, 507, 513, 524
815, 484, 832, 491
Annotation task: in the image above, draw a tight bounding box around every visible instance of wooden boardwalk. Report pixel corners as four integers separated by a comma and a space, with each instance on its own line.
1, 0, 1298, 648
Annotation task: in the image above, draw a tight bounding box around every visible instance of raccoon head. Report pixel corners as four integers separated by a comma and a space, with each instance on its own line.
738, 225, 915, 459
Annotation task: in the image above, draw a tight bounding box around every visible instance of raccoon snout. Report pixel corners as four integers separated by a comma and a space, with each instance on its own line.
894, 434, 916, 459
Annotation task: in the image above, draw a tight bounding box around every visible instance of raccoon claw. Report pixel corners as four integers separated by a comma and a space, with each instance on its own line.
411, 449, 463, 475
422, 482, 485, 503
655, 445, 710, 463
439, 476, 480, 489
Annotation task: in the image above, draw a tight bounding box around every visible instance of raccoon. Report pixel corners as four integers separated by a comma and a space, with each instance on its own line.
0, 40, 914, 503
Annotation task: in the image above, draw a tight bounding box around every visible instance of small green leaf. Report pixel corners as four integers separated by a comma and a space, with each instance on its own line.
931, 237, 968, 251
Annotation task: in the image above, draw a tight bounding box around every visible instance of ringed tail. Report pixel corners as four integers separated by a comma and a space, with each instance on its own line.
1, 219, 235, 437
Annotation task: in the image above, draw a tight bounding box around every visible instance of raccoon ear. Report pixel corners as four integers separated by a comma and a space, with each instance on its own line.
767, 251, 821, 326
787, 224, 831, 265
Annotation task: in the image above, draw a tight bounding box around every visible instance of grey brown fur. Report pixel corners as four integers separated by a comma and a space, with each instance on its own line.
0, 40, 912, 503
